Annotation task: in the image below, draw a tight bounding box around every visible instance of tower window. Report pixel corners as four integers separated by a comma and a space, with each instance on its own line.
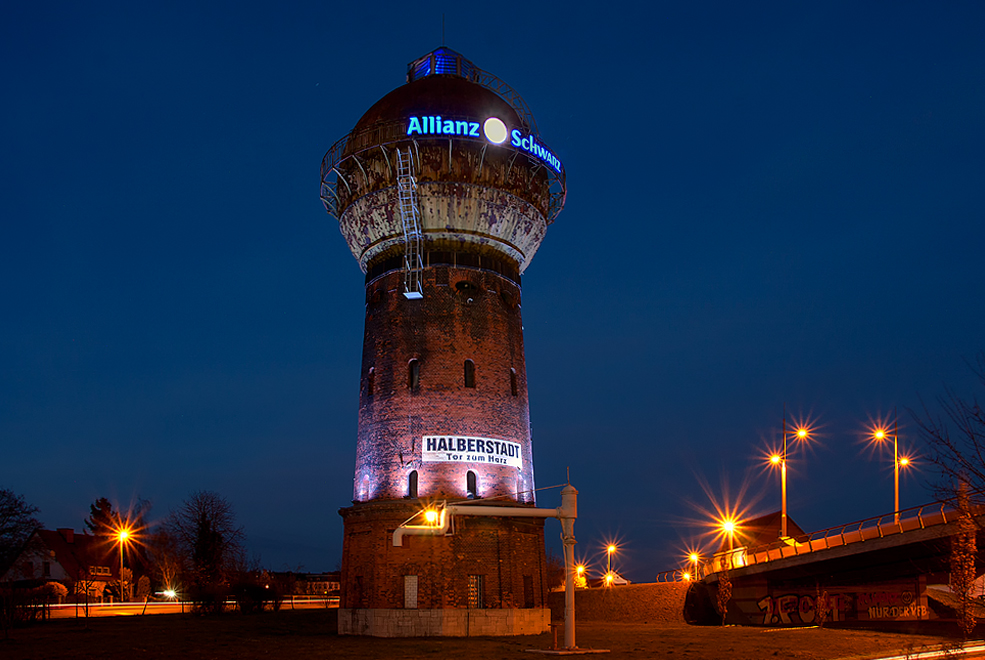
408, 470, 418, 498
367, 367, 375, 396
464, 360, 476, 388
408, 359, 420, 390
510, 368, 518, 396
467, 470, 477, 499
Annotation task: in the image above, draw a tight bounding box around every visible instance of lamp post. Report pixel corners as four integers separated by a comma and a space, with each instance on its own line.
116, 528, 130, 602
872, 414, 909, 524
777, 413, 810, 538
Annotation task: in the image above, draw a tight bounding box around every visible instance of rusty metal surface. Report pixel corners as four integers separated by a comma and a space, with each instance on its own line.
320, 121, 565, 224
339, 182, 547, 274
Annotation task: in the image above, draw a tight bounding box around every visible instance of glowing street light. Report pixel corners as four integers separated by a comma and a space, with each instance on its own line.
574, 564, 587, 589
777, 411, 813, 538
606, 544, 617, 577
115, 526, 132, 602
685, 551, 701, 581
869, 414, 911, 524
719, 517, 737, 551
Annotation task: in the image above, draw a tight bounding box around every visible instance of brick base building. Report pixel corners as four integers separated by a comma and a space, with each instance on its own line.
338, 501, 549, 636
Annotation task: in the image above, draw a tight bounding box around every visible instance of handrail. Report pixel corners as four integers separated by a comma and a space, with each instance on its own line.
319, 118, 567, 223
692, 494, 983, 579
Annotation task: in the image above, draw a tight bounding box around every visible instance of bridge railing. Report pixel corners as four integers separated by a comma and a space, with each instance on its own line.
654, 569, 691, 583
699, 497, 972, 578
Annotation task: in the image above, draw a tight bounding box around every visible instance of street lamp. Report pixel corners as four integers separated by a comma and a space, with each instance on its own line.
606, 544, 617, 576
870, 414, 910, 524
688, 552, 700, 581
116, 527, 131, 602
777, 413, 812, 538
720, 518, 736, 551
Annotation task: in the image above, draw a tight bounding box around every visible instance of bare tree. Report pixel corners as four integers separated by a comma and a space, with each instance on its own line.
717, 566, 732, 626
0, 489, 42, 575
544, 550, 564, 591
915, 352, 985, 498
148, 528, 184, 594
951, 483, 978, 638
164, 491, 245, 597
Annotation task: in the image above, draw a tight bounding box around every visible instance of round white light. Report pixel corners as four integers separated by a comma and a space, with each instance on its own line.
483, 117, 508, 144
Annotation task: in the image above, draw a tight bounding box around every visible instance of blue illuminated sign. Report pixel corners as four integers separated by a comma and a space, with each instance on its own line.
406, 116, 480, 137
509, 129, 561, 173
406, 115, 562, 173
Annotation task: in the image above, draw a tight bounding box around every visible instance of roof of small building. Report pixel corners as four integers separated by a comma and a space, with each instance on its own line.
719, 511, 807, 553
34, 529, 117, 579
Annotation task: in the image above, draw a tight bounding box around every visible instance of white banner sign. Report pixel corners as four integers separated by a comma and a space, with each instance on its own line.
422, 435, 522, 469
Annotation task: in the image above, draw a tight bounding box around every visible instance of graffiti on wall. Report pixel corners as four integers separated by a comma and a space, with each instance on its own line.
757, 589, 927, 625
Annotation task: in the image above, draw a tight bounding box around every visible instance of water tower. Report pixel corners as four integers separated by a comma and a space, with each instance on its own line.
320, 47, 566, 637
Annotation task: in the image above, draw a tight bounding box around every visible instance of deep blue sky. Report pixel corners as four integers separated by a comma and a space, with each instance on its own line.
2, 2, 983, 581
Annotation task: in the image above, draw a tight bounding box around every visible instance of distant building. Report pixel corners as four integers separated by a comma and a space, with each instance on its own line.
586, 572, 631, 588
297, 572, 341, 596
0, 528, 118, 602
718, 511, 807, 554
267, 571, 341, 596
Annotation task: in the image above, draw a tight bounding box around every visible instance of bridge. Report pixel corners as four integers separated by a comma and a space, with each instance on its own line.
681, 498, 983, 629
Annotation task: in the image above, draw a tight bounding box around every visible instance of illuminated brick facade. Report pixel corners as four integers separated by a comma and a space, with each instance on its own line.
321, 47, 565, 636
354, 264, 535, 503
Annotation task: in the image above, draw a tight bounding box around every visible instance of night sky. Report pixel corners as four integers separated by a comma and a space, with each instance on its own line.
3, 2, 984, 581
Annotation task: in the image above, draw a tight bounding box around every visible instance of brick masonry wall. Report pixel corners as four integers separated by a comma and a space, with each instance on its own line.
547, 583, 690, 624
354, 265, 535, 503
339, 500, 548, 612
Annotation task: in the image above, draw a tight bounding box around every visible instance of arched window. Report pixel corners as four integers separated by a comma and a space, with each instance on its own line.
408, 470, 418, 499
510, 368, 518, 397
464, 360, 476, 388
467, 471, 477, 499
408, 359, 420, 390
367, 367, 375, 396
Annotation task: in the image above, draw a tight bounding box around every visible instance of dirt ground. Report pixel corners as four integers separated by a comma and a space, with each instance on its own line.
0, 609, 973, 660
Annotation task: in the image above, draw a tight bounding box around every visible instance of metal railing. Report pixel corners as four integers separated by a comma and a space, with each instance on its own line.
698, 498, 971, 579
654, 569, 691, 583
319, 118, 566, 224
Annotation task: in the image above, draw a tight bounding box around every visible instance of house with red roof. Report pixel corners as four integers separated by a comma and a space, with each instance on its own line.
1, 528, 119, 601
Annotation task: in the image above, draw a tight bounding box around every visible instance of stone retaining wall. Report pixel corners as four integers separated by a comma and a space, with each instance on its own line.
548, 583, 690, 624
338, 607, 550, 637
